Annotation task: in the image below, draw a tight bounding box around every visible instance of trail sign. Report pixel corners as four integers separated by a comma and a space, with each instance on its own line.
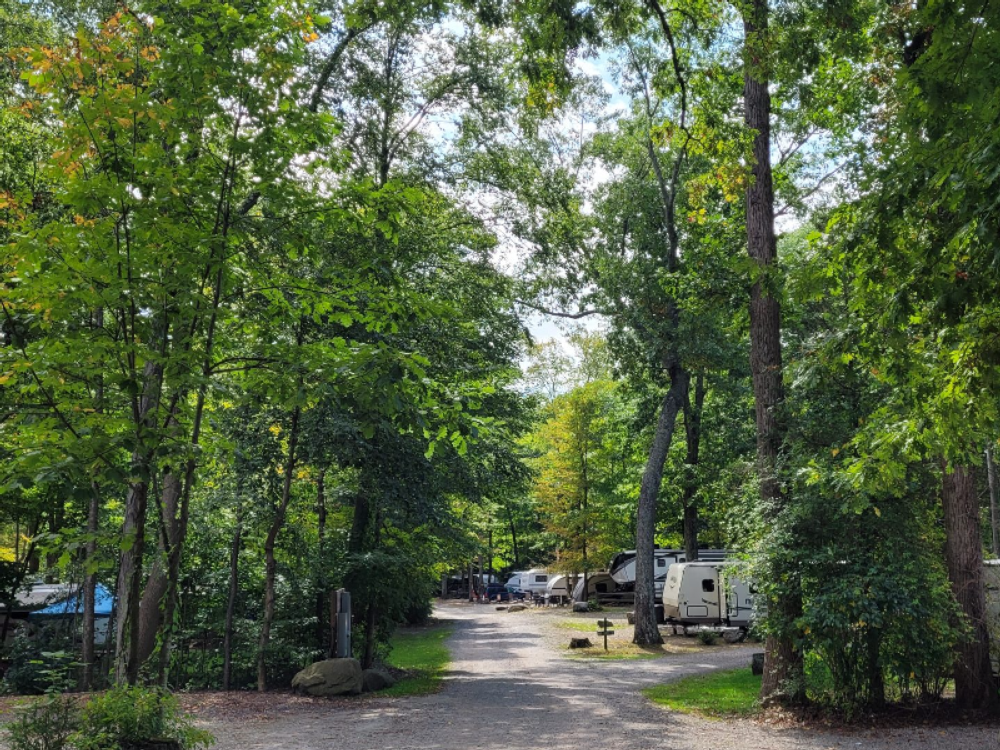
597, 619, 614, 650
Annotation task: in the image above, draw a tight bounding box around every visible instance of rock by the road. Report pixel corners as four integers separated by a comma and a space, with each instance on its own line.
508, 604, 527, 612
291, 658, 362, 696
572, 601, 589, 612
361, 668, 396, 693
569, 638, 592, 649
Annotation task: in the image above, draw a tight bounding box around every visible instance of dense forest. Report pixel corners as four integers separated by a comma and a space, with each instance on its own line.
2, 0, 1000, 720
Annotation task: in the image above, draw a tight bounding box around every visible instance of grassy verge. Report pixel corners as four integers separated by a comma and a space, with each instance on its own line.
553, 619, 604, 632
643, 668, 761, 718
381, 622, 453, 697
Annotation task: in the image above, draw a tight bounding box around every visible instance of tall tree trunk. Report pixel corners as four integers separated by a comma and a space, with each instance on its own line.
633, 365, 688, 645
315, 468, 328, 652
82, 310, 103, 690
941, 463, 998, 712
682, 372, 705, 561
222, 477, 245, 691
256, 402, 303, 692
986, 444, 1000, 558
114, 355, 164, 685
135, 471, 181, 671
742, 0, 803, 704
81, 483, 101, 690
506, 503, 520, 569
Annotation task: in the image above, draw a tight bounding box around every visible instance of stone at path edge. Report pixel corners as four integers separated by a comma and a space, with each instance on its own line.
291, 658, 363, 696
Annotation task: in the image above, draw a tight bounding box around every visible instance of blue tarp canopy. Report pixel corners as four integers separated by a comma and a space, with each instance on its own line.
29, 584, 114, 618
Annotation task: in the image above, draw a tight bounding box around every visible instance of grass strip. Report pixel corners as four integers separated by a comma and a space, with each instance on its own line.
381, 622, 453, 697
643, 667, 761, 718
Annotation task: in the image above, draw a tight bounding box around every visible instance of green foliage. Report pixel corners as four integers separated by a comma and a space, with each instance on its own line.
696, 630, 718, 646
70, 686, 213, 750
1, 637, 76, 696
6, 694, 79, 750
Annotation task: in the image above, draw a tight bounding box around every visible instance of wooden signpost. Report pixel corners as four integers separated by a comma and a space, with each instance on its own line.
597, 618, 614, 651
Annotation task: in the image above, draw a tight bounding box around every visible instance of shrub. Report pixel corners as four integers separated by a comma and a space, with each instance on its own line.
586, 598, 604, 612
697, 630, 718, 646
70, 685, 214, 750
1, 636, 78, 696
6, 694, 80, 750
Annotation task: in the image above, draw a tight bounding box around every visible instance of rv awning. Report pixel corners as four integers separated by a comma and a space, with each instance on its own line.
29, 584, 114, 618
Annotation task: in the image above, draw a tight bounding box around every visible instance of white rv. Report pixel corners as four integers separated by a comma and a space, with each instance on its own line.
662, 561, 754, 628
520, 568, 551, 597
505, 571, 526, 593
609, 548, 730, 597
544, 574, 571, 603
571, 571, 616, 602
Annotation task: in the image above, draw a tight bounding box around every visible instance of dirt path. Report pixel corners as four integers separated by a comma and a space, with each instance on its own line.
199, 602, 999, 750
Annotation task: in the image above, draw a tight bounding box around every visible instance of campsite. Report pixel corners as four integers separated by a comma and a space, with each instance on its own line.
3, 1, 1000, 749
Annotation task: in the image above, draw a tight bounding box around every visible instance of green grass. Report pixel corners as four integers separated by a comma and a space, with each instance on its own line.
553, 619, 605, 632
643, 668, 761, 718
381, 622, 453, 697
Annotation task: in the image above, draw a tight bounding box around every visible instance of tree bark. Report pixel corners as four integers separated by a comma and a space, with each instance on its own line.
256, 401, 302, 692
986, 444, 1000, 558
315, 468, 328, 652
941, 463, 998, 712
114, 355, 164, 685
633, 365, 688, 645
742, 0, 803, 704
82, 309, 103, 691
135, 471, 182, 670
682, 372, 705, 561
81, 482, 100, 690
222, 479, 244, 691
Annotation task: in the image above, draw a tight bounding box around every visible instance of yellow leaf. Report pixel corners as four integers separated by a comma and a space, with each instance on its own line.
873, 506, 881, 517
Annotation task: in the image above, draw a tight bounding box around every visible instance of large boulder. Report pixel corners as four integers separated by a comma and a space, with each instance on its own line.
572, 602, 589, 613
292, 658, 363, 696
361, 668, 397, 693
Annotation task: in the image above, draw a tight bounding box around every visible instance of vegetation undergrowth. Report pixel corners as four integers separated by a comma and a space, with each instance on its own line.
380, 622, 453, 697
644, 668, 761, 718
3, 685, 213, 750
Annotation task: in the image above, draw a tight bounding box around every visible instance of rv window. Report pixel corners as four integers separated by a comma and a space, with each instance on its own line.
596, 583, 608, 593
657, 558, 666, 567
535, 575, 548, 583
702, 579, 715, 593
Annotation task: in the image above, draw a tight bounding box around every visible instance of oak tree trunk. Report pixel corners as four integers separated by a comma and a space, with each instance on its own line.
633, 366, 688, 645
742, 0, 803, 703
941, 464, 998, 712
682, 373, 705, 562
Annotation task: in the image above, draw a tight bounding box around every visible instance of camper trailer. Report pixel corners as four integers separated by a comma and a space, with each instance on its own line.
520, 569, 551, 597
609, 548, 730, 597
544, 574, 571, 604
662, 561, 754, 628
571, 572, 616, 602
505, 571, 526, 592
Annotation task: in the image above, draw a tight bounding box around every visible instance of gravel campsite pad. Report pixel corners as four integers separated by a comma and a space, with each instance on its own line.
179, 601, 998, 750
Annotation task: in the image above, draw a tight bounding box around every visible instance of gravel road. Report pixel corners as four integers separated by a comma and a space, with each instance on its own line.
200, 601, 999, 750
